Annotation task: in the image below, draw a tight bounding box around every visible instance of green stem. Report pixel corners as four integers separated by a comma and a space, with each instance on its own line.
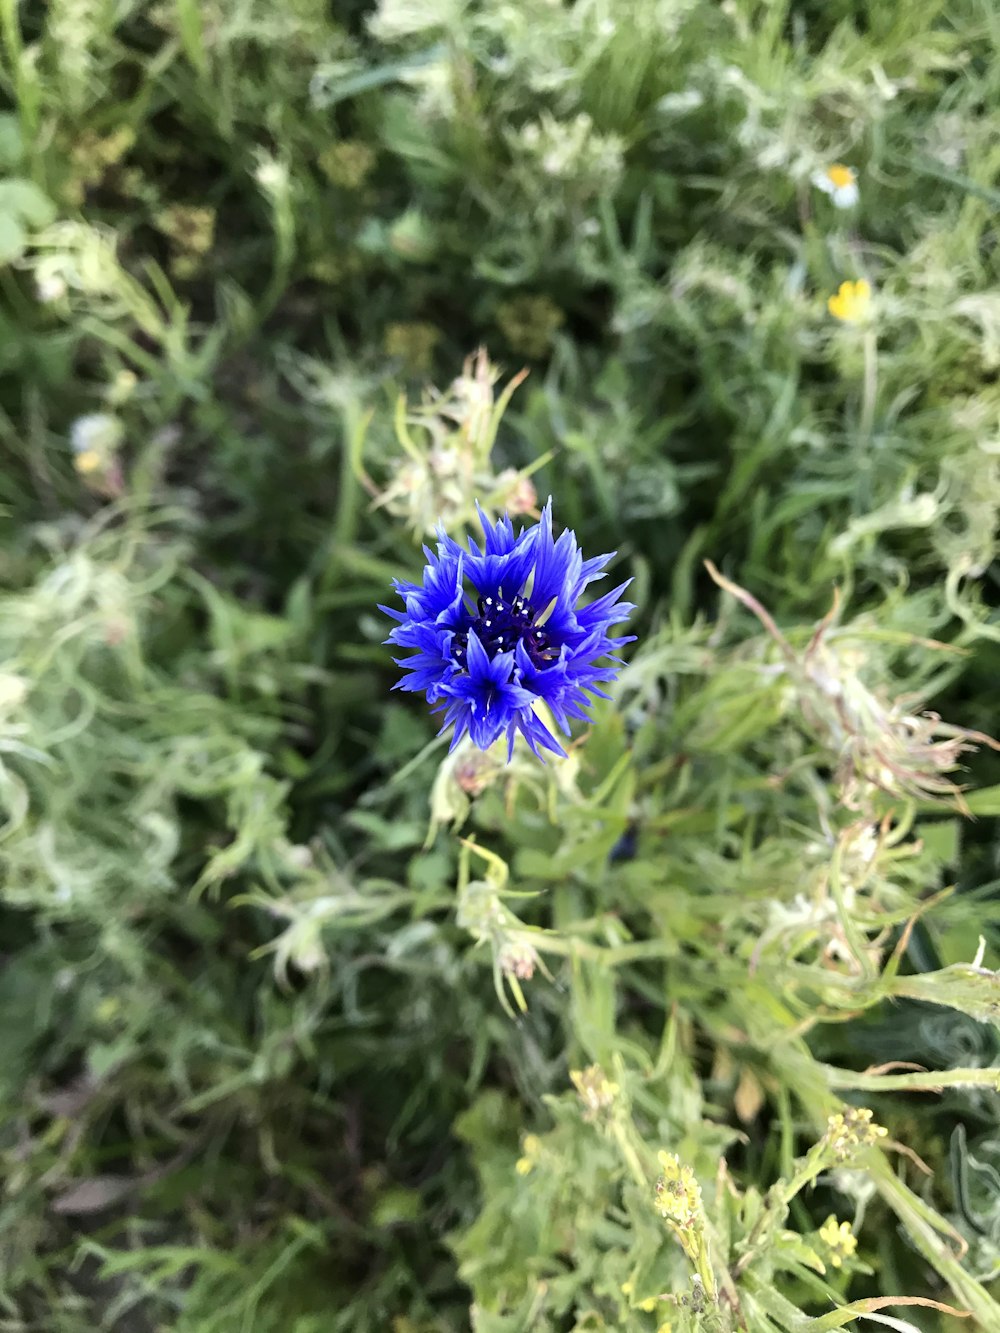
859, 327, 878, 443
742, 1269, 811, 1332
735, 1142, 831, 1276
822, 1064, 1000, 1093
610, 1118, 648, 1191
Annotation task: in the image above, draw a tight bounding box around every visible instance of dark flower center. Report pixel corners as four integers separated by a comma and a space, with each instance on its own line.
452, 593, 557, 671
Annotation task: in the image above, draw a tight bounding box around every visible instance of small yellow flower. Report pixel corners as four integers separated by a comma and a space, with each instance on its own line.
828, 279, 872, 324
819, 1214, 858, 1268
639, 1297, 657, 1312
813, 163, 859, 208
74, 448, 102, 474
654, 1151, 707, 1264
515, 1132, 542, 1175
655, 1151, 703, 1224
823, 1106, 887, 1159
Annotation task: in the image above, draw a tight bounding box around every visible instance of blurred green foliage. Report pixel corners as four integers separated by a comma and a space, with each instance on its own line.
1, 0, 1000, 1329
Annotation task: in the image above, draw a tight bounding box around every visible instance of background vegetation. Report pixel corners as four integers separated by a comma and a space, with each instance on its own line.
1, 0, 1000, 1329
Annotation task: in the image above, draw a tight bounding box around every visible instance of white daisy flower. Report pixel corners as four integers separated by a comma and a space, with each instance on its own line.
36, 273, 68, 303
70, 412, 121, 457
812, 163, 859, 209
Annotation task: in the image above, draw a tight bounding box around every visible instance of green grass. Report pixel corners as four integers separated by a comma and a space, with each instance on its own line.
1, 0, 1000, 1329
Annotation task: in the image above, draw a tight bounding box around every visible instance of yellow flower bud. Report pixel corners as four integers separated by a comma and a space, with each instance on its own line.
828, 279, 872, 324
819, 1214, 858, 1268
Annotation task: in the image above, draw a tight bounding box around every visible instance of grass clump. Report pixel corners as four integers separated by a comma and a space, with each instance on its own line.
1, 0, 999, 1329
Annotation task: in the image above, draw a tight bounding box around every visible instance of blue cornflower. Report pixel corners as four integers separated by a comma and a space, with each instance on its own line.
382, 500, 635, 759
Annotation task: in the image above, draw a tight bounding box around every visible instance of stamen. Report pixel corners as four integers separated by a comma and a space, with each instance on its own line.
453, 587, 557, 672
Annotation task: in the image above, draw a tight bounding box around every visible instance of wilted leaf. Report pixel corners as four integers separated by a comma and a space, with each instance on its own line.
734, 1065, 766, 1125
51, 1176, 136, 1215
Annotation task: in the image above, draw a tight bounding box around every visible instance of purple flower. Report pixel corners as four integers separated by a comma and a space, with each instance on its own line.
382, 501, 635, 759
